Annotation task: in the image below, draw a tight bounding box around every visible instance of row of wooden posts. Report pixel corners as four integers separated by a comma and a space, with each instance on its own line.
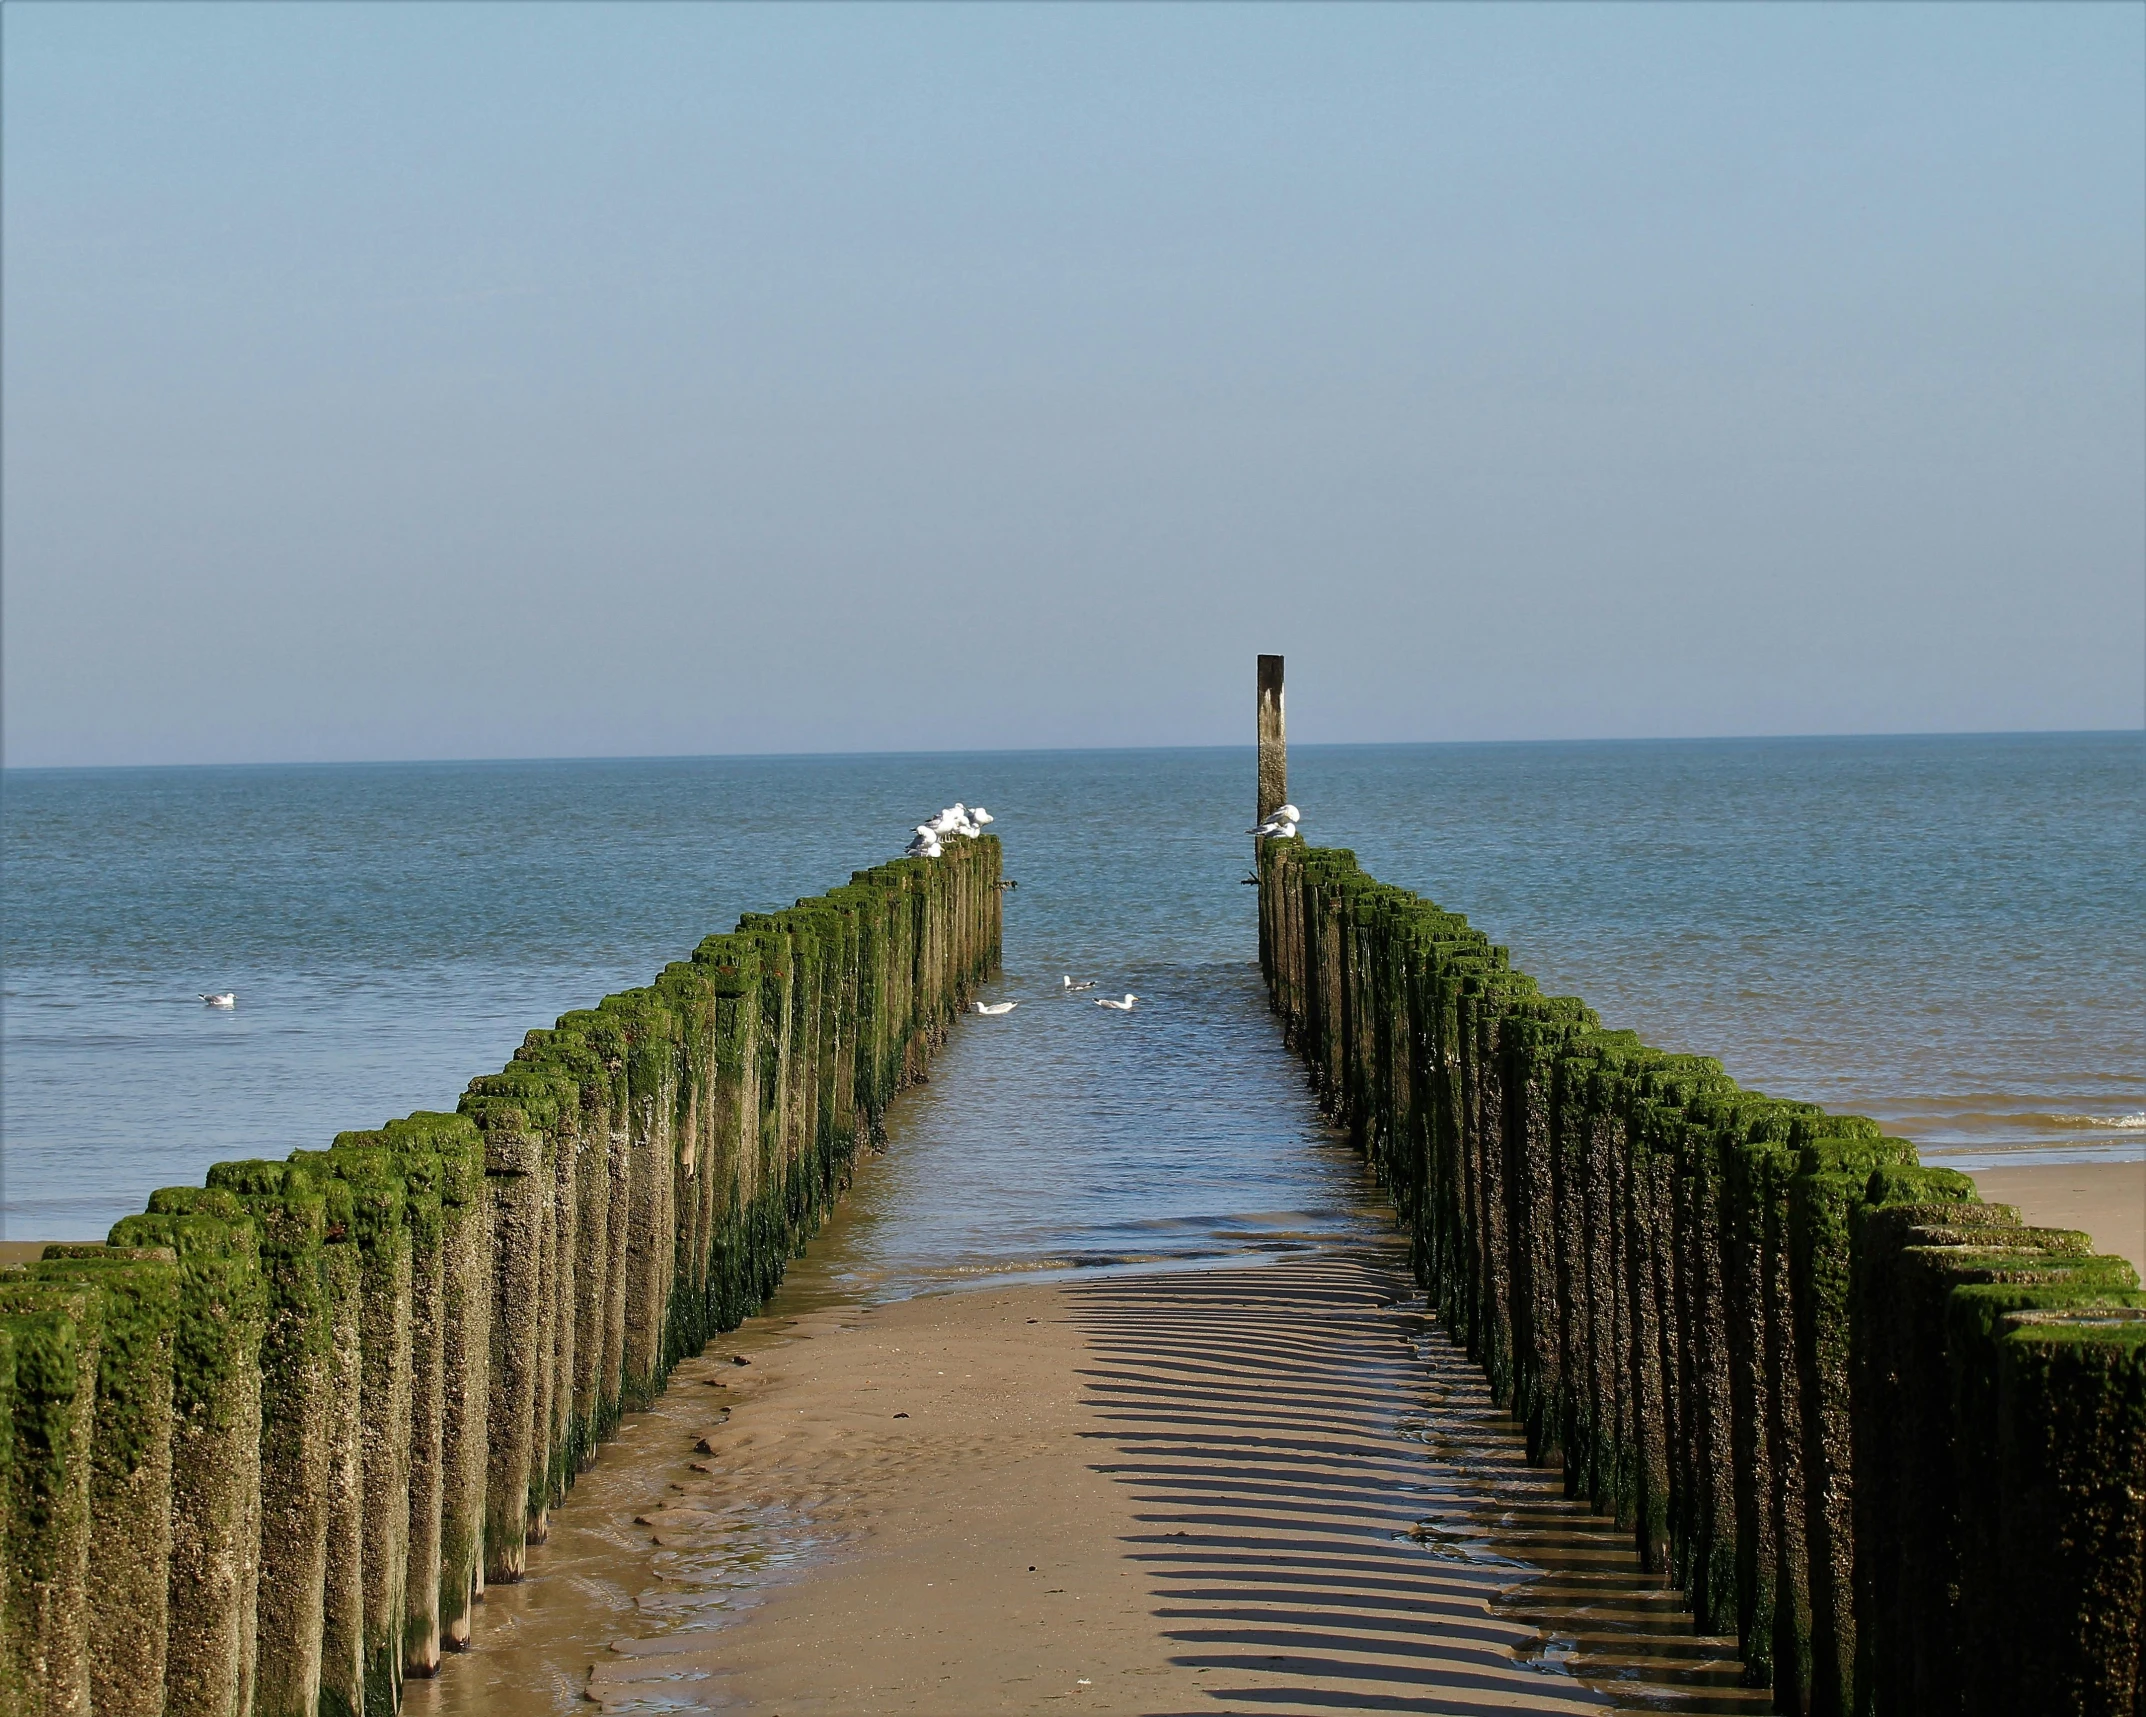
0, 834, 1003, 1717
1256, 836, 2144, 1715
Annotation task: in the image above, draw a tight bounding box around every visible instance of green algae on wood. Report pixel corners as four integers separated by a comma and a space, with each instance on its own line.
0, 1280, 100, 1717
200, 1160, 334, 1717
26, 1245, 180, 1717
109, 1203, 265, 1717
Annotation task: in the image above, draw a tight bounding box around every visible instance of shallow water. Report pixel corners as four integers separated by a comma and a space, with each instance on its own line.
4, 734, 2139, 1244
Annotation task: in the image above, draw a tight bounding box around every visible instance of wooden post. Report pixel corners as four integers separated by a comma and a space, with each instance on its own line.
1257, 654, 1287, 824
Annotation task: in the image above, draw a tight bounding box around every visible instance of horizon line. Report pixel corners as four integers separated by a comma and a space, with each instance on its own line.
3, 724, 2139, 776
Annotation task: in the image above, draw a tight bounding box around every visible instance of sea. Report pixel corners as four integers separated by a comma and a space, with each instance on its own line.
4, 734, 2140, 1282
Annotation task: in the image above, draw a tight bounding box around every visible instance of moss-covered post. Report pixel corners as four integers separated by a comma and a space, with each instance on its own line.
613, 990, 679, 1411
1887, 1223, 2121, 1712
371, 1118, 459, 1680
1848, 1174, 2007, 1712
552, 1027, 617, 1469
469, 1105, 543, 1585
24, 1247, 178, 1717
600, 1073, 630, 1450
109, 1202, 265, 1717
1630, 1101, 1683, 1580
657, 959, 718, 1371
317, 1145, 414, 1717
197, 1162, 332, 1717
0, 1280, 100, 1717
527, 1128, 558, 1545
311, 1176, 366, 1717
1787, 1134, 1903, 1717
697, 937, 764, 1332
1994, 1306, 2146, 1713
1720, 1126, 1781, 1684
430, 1118, 490, 1654
0, 1319, 15, 1715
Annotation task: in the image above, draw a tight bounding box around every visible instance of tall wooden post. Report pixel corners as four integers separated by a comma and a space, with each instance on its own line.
1256, 655, 1287, 824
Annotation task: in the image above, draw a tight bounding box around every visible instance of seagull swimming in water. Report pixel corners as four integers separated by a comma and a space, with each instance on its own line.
1095, 994, 1138, 1011
201, 992, 237, 1009
1062, 975, 1096, 991
973, 1000, 1019, 1016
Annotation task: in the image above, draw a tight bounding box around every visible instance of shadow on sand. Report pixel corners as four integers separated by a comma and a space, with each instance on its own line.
1066, 1253, 1768, 1715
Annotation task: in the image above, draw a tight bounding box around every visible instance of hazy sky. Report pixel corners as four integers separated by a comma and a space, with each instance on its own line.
5, 3, 2140, 767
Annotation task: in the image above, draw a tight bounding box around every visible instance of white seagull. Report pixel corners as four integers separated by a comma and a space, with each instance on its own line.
969, 807, 994, 826
927, 803, 968, 834
905, 825, 943, 859
200, 992, 237, 1009
1250, 817, 1298, 840
1095, 994, 1139, 1011
1062, 975, 1096, 991
973, 1000, 1019, 1016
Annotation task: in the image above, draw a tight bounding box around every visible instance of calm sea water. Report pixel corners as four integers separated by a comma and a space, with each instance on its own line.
4, 736, 2139, 1263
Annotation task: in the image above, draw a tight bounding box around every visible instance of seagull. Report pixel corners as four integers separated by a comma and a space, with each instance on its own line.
905, 825, 943, 858
200, 992, 237, 1009
927, 804, 968, 834
969, 807, 994, 826
1062, 975, 1096, 991
1272, 804, 1300, 824
1249, 817, 1298, 840
1095, 994, 1139, 1011
973, 1000, 1019, 1016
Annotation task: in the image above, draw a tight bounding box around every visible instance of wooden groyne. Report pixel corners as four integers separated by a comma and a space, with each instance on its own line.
0, 834, 1001, 1716
1256, 834, 2145, 1715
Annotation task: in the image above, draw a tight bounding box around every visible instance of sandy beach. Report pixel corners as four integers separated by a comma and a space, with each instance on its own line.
1966, 1161, 2145, 1279
408, 1248, 1758, 1716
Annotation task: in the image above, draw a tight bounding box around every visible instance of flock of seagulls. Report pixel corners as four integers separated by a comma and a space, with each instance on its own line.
905, 801, 994, 859
972, 978, 1139, 1016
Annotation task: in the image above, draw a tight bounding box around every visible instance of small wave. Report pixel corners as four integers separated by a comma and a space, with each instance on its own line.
1894, 1109, 2146, 1138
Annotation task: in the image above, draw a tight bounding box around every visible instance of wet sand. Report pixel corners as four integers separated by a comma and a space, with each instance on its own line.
413, 1250, 1757, 1716
1966, 1160, 2146, 1279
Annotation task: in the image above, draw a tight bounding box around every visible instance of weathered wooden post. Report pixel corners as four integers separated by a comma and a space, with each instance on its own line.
1257, 653, 1286, 825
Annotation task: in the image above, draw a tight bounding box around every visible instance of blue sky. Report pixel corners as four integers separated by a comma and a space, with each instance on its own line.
5, 3, 2140, 766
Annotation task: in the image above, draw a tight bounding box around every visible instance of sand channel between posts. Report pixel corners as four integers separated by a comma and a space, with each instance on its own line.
418, 1245, 1760, 1717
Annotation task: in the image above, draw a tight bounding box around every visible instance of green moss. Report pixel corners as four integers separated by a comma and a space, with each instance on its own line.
201, 1162, 331, 1717
0, 1320, 15, 1715
0, 1282, 99, 1717
1994, 1307, 2146, 1711
23, 1247, 179, 1717
287, 1147, 412, 1716
105, 1207, 264, 1717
